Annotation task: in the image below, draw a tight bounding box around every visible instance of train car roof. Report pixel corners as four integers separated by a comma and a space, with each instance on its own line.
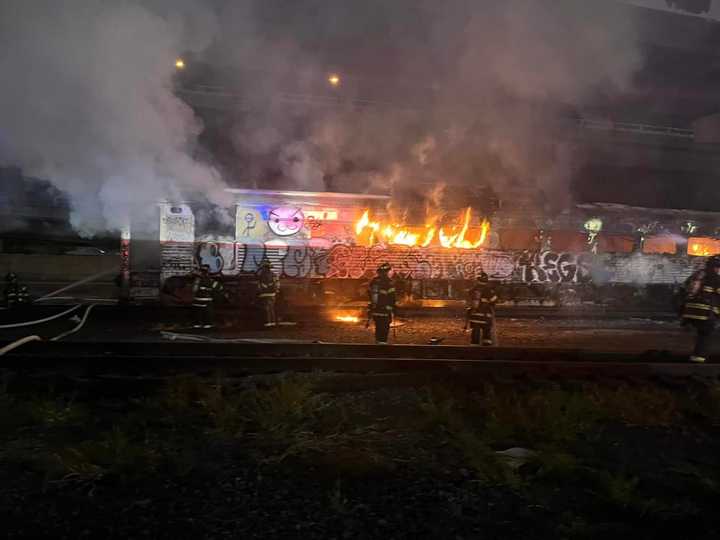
223, 188, 390, 200
577, 202, 720, 220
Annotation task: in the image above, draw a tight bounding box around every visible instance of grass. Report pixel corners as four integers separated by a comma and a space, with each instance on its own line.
2, 371, 720, 539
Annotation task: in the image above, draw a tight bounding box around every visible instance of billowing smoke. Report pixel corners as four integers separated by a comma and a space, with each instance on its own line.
0, 0, 223, 236
0, 0, 647, 236
200, 0, 643, 215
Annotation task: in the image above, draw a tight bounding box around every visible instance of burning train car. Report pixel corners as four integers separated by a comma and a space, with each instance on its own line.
123, 188, 720, 307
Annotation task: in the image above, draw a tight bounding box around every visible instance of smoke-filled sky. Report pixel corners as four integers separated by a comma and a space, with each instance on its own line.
200, 0, 644, 213
0, 0, 693, 233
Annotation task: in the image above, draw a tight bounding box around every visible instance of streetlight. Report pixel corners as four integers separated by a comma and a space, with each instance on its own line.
327, 74, 341, 88
175, 58, 186, 70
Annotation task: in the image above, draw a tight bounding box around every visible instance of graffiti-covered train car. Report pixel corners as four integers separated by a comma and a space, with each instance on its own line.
124, 189, 720, 306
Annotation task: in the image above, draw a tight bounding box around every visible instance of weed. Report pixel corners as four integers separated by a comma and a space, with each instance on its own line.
242, 374, 320, 435
48, 447, 106, 484
25, 395, 86, 427
590, 470, 640, 510
697, 383, 720, 424
557, 512, 591, 540
0, 380, 22, 433
240, 375, 378, 466
531, 449, 579, 481
41, 425, 161, 486
328, 479, 350, 514
476, 384, 601, 447
453, 428, 520, 488
417, 389, 462, 431
197, 374, 243, 435
589, 383, 679, 426
666, 461, 720, 495
161, 375, 206, 412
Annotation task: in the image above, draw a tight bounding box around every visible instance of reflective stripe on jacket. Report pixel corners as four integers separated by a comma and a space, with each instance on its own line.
257, 269, 279, 298
193, 276, 222, 305
369, 277, 396, 317
683, 270, 720, 322
467, 284, 497, 325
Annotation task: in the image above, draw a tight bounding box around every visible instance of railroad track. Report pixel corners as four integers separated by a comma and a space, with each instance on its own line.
1, 341, 718, 378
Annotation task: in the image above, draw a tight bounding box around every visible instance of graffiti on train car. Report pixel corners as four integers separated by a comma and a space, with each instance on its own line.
195, 242, 235, 274
517, 250, 593, 283
237, 242, 329, 277
232, 242, 517, 280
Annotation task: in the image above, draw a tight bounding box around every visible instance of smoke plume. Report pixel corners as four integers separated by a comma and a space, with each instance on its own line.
203, 0, 644, 214
0, 0, 647, 236
0, 0, 222, 235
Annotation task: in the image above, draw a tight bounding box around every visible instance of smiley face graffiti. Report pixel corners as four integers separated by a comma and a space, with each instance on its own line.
267, 207, 304, 237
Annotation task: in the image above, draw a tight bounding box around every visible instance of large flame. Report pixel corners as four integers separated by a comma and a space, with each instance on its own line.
689, 241, 718, 257
355, 208, 489, 249
438, 208, 490, 249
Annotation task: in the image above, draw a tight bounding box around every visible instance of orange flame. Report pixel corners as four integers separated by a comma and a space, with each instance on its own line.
335, 315, 360, 323
690, 242, 715, 256
355, 208, 489, 249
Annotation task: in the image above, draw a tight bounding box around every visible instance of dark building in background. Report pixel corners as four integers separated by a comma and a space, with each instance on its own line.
0, 167, 116, 254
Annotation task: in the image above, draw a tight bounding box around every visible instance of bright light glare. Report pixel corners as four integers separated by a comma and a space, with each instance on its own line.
175, 58, 186, 69
328, 74, 341, 87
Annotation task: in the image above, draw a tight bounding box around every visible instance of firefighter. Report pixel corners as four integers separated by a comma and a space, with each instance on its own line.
191, 264, 225, 329
465, 272, 498, 346
257, 259, 279, 327
368, 262, 396, 344
3, 272, 30, 309
681, 255, 720, 362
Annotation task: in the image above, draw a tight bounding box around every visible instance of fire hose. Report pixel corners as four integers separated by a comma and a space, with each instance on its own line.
0, 271, 117, 355
0, 335, 42, 356
50, 304, 97, 341
0, 304, 98, 356
0, 304, 83, 329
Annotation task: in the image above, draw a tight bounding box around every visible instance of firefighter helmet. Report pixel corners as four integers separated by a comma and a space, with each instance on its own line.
476, 272, 489, 282
707, 256, 720, 269
377, 262, 391, 274
260, 259, 272, 269
5, 272, 17, 282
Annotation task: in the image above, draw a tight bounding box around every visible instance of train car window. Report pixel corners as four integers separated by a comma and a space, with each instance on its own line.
551, 231, 587, 252
643, 236, 677, 255
598, 235, 634, 253
193, 204, 235, 240
687, 237, 720, 257
499, 229, 536, 250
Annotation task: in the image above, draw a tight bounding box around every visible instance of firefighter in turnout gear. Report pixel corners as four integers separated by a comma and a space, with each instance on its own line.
191, 264, 225, 329
465, 272, 498, 346
368, 262, 396, 344
257, 260, 279, 327
3, 273, 30, 309
682, 255, 720, 362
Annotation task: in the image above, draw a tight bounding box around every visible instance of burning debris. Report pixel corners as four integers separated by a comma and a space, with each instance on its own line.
355, 207, 490, 249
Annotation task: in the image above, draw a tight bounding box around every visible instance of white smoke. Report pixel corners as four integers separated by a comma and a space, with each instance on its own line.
0, 0, 649, 234
0, 0, 224, 236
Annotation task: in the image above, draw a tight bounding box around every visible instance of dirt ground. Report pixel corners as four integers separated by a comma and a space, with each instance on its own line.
153, 315, 703, 355
0, 304, 710, 359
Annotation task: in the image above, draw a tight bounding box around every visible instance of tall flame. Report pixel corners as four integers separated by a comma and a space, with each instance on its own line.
355, 208, 489, 249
